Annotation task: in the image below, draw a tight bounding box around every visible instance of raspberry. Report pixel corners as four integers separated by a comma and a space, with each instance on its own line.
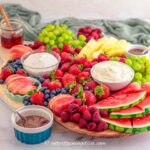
89, 106, 98, 114
72, 113, 81, 122
92, 111, 101, 123
74, 48, 81, 54
79, 105, 89, 114
100, 110, 109, 118
96, 121, 108, 131
87, 122, 96, 131
79, 118, 87, 128
61, 111, 70, 122
74, 98, 83, 106
68, 103, 79, 114
83, 110, 92, 121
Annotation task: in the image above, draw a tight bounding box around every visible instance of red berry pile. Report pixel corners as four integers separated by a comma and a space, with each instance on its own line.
60, 102, 109, 131
77, 26, 103, 42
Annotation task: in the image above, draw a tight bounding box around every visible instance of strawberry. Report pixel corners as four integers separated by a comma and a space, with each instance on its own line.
75, 57, 87, 64
74, 98, 83, 106
68, 64, 83, 75
42, 74, 50, 79
77, 72, 90, 84
50, 69, 64, 80
16, 69, 27, 76
74, 48, 81, 54
83, 91, 97, 106
119, 56, 126, 63
83, 68, 91, 73
62, 73, 76, 87
83, 60, 92, 68
98, 54, 110, 62
85, 80, 98, 91
52, 47, 60, 55
79, 105, 89, 114
0, 67, 13, 80
42, 80, 49, 87
30, 92, 44, 105
62, 44, 74, 54
70, 83, 83, 94
48, 80, 62, 90
60, 62, 70, 72
61, 52, 72, 62
94, 84, 110, 100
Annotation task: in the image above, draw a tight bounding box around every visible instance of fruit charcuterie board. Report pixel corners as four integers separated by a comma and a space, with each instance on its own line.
1, 24, 150, 139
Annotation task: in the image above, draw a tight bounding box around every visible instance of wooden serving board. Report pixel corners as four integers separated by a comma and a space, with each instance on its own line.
0, 46, 131, 137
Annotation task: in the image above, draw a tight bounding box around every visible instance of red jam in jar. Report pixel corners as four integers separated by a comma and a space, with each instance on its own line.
0, 19, 23, 49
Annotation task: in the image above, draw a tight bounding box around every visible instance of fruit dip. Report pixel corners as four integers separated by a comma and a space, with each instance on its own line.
22, 52, 60, 76
91, 61, 134, 83
16, 115, 49, 128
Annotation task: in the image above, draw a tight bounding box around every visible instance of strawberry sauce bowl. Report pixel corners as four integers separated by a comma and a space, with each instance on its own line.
11, 105, 53, 144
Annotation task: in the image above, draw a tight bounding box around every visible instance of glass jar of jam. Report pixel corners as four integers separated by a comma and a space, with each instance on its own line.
0, 19, 23, 49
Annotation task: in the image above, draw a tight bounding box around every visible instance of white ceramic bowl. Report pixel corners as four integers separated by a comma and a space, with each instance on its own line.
126, 44, 150, 59
91, 61, 135, 91
21, 51, 60, 77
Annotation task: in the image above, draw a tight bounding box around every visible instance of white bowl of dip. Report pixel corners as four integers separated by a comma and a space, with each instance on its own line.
126, 44, 150, 59
91, 61, 135, 91
21, 51, 60, 77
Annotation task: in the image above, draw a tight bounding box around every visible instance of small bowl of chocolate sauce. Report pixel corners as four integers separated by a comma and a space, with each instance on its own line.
126, 44, 150, 58
11, 105, 53, 144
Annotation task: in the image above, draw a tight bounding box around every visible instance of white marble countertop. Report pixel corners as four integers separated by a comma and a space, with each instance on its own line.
1, 0, 150, 149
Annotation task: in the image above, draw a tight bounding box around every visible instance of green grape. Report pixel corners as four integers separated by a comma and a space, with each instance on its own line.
51, 35, 56, 40
134, 72, 143, 80
61, 24, 68, 29
49, 40, 55, 46
141, 78, 146, 83
130, 55, 137, 61
44, 37, 49, 43
47, 24, 55, 31
110, 57, 119, 61
125, 59, 133, 66
78, 35, 86, 41
140, 56, 147, 62
54, 30, 60, 36
132, 63, 142, 71
55, 24, 60, 28
58, 43, 63, 49
41, 29, 47, 35
47, 32, 53, 38
58, 37, 64, 43
145, 75, 150, 82
62, 33, 69, 40
72, 40, 80, 47
146, 67, 150, 74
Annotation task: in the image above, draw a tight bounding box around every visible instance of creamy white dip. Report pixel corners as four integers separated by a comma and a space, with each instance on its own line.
23, 52, 58, 76
91, 61, 134, 83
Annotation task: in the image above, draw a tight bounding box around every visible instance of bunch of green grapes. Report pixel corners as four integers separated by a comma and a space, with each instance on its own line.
38, 24, 86, 49
125, 56, 150, 83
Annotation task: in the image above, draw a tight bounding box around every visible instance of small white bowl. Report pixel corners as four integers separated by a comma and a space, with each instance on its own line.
126, 44, 150, 59
91, 61, 135, 91
21, 51, 60, 77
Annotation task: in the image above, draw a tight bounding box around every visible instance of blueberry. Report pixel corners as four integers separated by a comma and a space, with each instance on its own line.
44, 89, 51, 94
50, 94, 55, 98
72, 93, 77, 97
13, 59, 17, 62
44, 101, 48, 107
40, 87, 47, 92
28, 102, 32, 105
84, 86, 89, 90
51, 90, 57, 95
38, 77, 45, 83
44, 94, 50, 100
15, 60, 21, 65
0, 79, 4, 84
23, 100, 29, 106
8, 60, 12, 64
56, 88, 61, 94
23, 95, 30, 102
34, 82, 39, 87
61, 88, 67, 94
64, 87, 69, 92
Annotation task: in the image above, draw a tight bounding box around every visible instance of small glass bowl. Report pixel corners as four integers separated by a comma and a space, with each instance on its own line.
21, 51, 60, 77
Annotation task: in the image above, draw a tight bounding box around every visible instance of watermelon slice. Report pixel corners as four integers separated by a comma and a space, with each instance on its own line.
136, 96, 150, 113
95, 92, 146, 112
102, 117, 133, 133
132, 113, 150, 133
141, 82, 150, 96
110, 107, 146, 118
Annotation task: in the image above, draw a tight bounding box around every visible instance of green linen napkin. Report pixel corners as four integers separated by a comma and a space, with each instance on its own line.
1, 3, 150, 46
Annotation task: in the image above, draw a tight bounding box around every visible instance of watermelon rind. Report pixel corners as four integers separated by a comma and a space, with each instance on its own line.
96, 92, 146, 112
102, 118, 133, 133
110, 110, 146, 119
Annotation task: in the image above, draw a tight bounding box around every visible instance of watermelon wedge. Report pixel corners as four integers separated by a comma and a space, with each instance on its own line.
141, 82, 150, 96
110, 107, 146, 119
136, 96, 150, 113
132, 113, 150, 133
102, 117, 133, 133
94, 92, 146, 112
